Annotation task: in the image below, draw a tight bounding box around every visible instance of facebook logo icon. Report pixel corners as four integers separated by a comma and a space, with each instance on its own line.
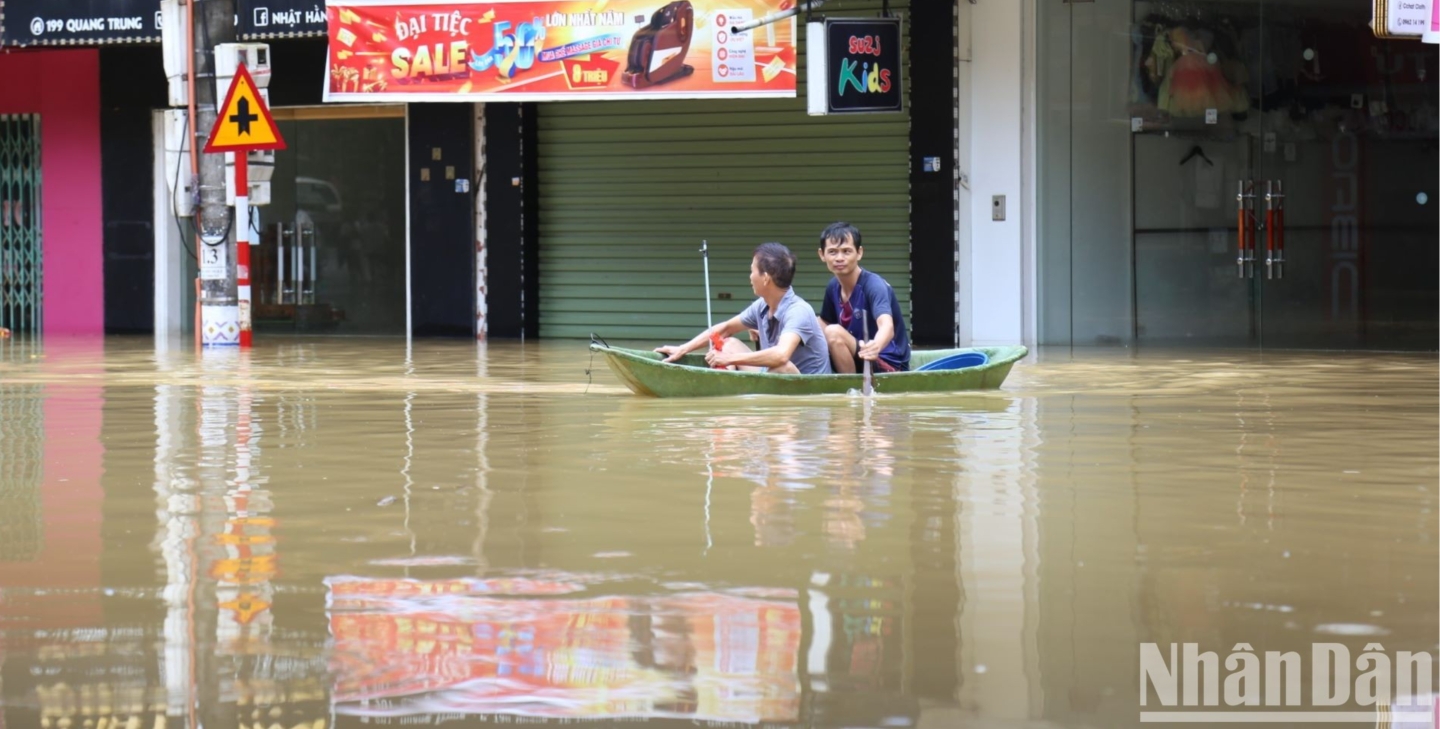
253, 8, 269, 27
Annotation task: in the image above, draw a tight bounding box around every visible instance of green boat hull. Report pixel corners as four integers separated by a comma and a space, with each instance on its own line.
592, 343, 1027, 398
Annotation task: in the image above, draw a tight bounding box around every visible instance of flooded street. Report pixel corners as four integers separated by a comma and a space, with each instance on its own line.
0, 337, 1435, 729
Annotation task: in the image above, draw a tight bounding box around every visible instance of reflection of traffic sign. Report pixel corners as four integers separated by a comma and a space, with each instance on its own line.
220, 593, 272, 625
204, 64, 285, 153
211, 554, 277, 583
217, 531, 275, 546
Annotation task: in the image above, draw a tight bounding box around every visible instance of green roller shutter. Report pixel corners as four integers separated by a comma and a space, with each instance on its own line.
537, 1, 910, 341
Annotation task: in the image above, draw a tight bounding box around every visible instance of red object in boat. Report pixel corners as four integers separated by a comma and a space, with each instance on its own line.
710, 333, 729, 370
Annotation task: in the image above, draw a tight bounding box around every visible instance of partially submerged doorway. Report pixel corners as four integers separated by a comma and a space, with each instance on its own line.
254, 106, 407, 335
1039, 0, 1439, 350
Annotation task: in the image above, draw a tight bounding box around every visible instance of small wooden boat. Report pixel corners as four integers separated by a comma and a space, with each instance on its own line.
591, 340, 1027, 398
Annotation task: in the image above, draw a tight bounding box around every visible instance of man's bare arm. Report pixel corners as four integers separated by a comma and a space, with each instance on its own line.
656, 316, 748, 362
712, 332, 802, 369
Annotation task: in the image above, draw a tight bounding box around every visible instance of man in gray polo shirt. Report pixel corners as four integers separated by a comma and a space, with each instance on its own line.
655, 243, 832, 375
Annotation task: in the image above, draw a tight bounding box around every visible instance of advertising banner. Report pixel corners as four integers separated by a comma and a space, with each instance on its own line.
323, 0, 799, 102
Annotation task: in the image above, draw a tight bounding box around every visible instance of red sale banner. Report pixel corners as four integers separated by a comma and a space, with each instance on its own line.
324, 0, 800, 102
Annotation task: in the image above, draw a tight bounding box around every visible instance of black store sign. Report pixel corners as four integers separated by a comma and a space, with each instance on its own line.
0, 0, 161, 46
238, 1, 327, 39
824, 18, 903, 114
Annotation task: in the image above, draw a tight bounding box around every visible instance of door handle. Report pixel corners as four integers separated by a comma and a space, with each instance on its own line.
1237, 180, 1257, 279
1265, 180, 1285, 280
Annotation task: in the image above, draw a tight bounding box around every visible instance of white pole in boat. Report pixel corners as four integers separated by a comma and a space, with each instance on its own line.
862, 315, 874, 396
700, 240, 713, 330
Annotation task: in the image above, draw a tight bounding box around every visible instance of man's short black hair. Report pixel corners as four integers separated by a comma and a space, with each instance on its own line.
753, 242, 796, 289
819, 222, 862, 250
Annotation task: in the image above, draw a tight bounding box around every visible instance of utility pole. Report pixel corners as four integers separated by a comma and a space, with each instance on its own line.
195, 0, 238, 345
189, 2, 237, 726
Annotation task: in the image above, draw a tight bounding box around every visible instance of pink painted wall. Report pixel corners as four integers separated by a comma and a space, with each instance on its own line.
0, 50, 104, 335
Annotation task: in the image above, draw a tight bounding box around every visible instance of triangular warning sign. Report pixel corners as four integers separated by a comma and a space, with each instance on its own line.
204, 64, 285, 153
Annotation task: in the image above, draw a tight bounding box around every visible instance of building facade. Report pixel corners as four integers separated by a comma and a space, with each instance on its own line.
3, 0, 1434, 349
0, 50, 105, 335
1034, 0, 1439, 351
148, 21, 480, 339
483, 0, 1440, 352
0, 0, 176, 336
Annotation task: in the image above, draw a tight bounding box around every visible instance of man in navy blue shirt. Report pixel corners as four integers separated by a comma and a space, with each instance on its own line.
816, 222, 911, 373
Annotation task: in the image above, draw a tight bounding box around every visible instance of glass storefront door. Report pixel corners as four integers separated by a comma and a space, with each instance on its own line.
1039, 0, 1438, 350
1130, 2, 1263, 347
1254, 1, 1438, 350
252, 109, 407, 336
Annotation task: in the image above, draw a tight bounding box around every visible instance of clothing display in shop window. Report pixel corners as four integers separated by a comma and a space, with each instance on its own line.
1159, 26, 1249, 118
1135, 24, 1174, 108
1132, 15, 1251, 120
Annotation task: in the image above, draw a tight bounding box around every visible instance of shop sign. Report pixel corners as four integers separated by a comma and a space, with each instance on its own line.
323, 0, 798, 102
806, 17, 903, 116
0, 0, 161, 47
1372, 0, 1433, 38
238, 0, 328, 40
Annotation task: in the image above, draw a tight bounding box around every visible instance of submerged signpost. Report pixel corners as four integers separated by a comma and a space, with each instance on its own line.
203, 63, 285, 349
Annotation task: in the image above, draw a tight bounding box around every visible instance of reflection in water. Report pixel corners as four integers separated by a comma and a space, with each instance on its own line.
150, 347, 328, 729
0, 339, 1434, 729
326, 576, 800, 722
954, 396, 1042, 720
0, 378, 42, 563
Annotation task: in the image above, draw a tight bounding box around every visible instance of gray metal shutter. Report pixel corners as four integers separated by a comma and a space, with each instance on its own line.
536, 1, 910, 341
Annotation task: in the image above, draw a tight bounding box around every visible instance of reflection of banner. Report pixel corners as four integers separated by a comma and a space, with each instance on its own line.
324, 1, 798, 102
326, 577, 802, 723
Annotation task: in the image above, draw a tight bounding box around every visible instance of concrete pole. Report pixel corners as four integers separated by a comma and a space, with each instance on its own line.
195, 0, 238, 345
190, 3, 237, 726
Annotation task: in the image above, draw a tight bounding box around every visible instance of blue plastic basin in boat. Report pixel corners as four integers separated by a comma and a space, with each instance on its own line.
915, 352, 989, 372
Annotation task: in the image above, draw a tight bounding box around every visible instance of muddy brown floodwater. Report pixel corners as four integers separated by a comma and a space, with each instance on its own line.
0, 336, 1434, 728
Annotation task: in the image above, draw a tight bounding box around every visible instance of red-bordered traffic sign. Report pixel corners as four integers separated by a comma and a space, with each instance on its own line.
204, 64, 286, 153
